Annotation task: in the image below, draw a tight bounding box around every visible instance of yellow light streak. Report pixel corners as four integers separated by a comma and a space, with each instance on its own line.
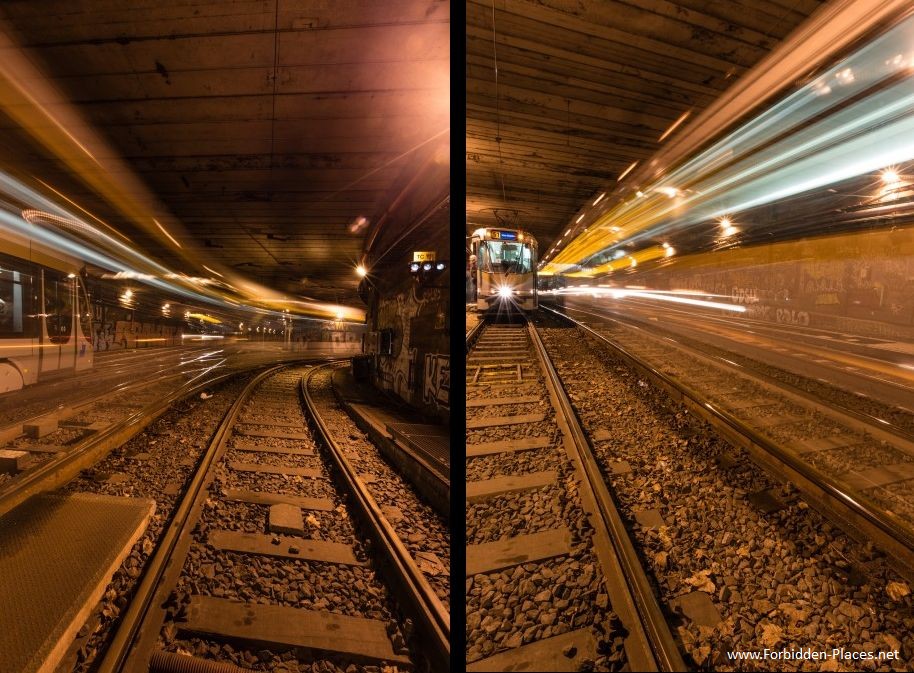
617, 161, 638, 181
658, 111, 691, 142
153, 218, 182, 248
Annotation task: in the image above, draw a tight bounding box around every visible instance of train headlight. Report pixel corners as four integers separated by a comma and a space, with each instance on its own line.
498, 285, 513, 298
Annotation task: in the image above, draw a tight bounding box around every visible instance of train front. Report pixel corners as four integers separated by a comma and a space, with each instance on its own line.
470, 228, 538, 314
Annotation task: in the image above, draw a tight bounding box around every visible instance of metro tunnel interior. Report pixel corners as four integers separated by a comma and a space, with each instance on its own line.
0, 2, 449, 673
467, 1, 914, 671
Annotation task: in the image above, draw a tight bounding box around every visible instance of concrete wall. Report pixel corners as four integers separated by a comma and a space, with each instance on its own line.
614, 225, 914, 338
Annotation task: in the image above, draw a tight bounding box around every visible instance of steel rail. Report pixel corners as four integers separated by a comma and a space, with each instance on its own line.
562, 301, 914, 444
543, 304, 914, 572
526, 319, 686, 672
300, 364, 450, 672
97, 364, 287, 673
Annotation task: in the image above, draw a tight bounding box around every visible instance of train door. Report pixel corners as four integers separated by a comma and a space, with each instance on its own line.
38, 270, 91, 374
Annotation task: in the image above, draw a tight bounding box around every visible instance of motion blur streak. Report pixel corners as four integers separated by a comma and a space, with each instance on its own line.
547, 2, 914, 274
0, 28, 364, 322
551, 287, 747, 313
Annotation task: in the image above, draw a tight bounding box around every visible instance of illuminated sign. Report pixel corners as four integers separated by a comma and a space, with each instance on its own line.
413, 251, 436, 262
491, 230, 517, 241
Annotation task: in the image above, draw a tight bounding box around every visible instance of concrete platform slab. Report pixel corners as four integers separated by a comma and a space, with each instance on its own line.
466, 436, 551, 457
466, 471, 556, 502
181, 596, 408, 664
0, 449, 27, 473
223, 489, 333, 511
23, 419, 56, 439
467, 629, 597, 672
466, 527, 572, 576
0, 492, 154, 673
228, 462, 322, 478
269, 503, 304, 535
208, 530, 359, 565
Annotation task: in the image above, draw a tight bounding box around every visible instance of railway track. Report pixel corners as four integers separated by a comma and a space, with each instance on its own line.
543, 304, 914, 573
465, 315, 685, 671
93, 361, 448, 673
533, 307, 914, 669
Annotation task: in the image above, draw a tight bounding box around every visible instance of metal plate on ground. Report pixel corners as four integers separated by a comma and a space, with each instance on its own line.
181, 596, 409, 664
387, 422, 450, 468
467, 629, 597, 672
0, 492, 154, 673
223, 488, 333, 511
208, 530, 360, 565
466, 527, 572, 576
228, 462, 322, 478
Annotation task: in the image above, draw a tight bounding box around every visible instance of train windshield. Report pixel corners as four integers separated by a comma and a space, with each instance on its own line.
479, 240, 534, 274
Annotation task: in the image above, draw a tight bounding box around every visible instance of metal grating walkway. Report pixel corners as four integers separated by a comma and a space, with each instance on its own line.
0, 492, 155, 673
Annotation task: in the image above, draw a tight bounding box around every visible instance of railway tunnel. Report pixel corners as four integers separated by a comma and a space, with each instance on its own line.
0, 2, 450, 673
466, 0, 914, 671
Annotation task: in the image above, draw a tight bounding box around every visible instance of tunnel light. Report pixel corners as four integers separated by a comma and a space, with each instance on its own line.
409, 263, 420, 272
617, 161, 638, 182
356, 265, 367, 277
718, 216, 732, 228
629, 257, 638, 268
576, 214, 585, 223
124, 289, 133, 298
335, 311, 344, 321
882, 168, 900, 184
722, 226, 738, 237
657, 186, 679, 198
665, 246, 676, 257
67, 273, 76, 279
593, 192, 606, 206
636, 191, 645, 197
436, 262, 445, 271
422, 262, 433, 271
658, 111, 691, 142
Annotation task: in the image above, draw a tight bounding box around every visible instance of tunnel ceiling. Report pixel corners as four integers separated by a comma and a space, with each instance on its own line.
0, 0, 449, 309
466, 0, 825, 253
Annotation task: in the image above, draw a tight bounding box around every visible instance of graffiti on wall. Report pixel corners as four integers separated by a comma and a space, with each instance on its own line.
374, 284, 444, 407
423, 354, 450, 409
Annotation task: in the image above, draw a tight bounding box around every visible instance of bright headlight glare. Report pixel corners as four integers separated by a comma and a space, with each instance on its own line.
498, 285, 513, 298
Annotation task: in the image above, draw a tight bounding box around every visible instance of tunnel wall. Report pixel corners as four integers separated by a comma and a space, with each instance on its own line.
617, 225, 914, 338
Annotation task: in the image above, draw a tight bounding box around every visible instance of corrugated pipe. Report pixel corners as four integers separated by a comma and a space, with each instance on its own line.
149, 651, 247, 673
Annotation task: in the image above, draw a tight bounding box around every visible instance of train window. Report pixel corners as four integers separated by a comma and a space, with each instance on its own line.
480, 241, 534, 274
0, 260, 35, 338
45, 274, 73, 344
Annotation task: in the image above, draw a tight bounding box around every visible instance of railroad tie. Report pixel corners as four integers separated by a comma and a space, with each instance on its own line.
228, 462, 323, 478
180, 596, 409, 664
466, 470, 556, 502
466, 527, 572, 576
466, 436, 551, 458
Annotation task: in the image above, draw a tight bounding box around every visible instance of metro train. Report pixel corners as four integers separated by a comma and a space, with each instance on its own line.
468, 227, 538, 313
0, 241, 95, 393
